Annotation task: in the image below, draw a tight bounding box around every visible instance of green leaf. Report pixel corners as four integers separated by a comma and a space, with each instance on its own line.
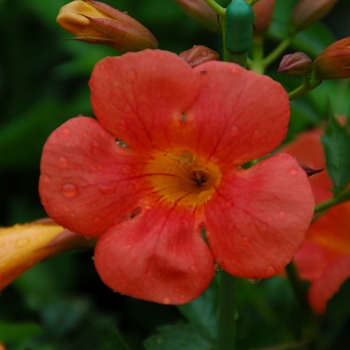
177, 276, 219, 341
144, 324, 214, 350
321, 115, 350, 194
0, 322, 43, 343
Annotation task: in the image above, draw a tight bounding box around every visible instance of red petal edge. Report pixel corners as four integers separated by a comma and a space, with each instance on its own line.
39, 117, 143, 236
94, 206, 215, 304
309, 255, 350, 314
205, 153, 314, 279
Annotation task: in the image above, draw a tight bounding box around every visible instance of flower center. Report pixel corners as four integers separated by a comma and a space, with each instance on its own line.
145, 150, 222, 207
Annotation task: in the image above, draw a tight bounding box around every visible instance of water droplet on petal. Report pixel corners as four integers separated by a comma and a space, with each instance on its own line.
248, 278, 261, 284
261, 223, 268, 231
228, 223, 234, 231
42, 175, 50, 182
94, 216, 101, 223
278, 211, 286, 218
253, 129, 261, 139
242, 236, 250, 245
61, 183, 78, 197
98, 184, 116, 194
226, 201, 234, 208
16, 237, 30, 248
62, 128, 70, 135
63, 205, 70, 212
122, 166, 130, 174
180, 295, 186, 300
58, 156, 68, 168
162, 297, 171, 304
127, 70, 136, 80
289, 168, 298, 176
230, 125, 239, 136
266, 265, 276, 276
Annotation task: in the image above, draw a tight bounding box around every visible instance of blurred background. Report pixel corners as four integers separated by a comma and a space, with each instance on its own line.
0, 0, 350, 349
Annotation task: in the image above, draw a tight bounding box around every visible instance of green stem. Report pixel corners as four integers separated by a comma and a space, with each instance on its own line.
218, 272, 238, 350
314, 190, 350, 214
285, 261, 311, 314
249, 36, 265, 74
204, 0, 226, 15
263, 35, 294, 69
288, 76, 322, 101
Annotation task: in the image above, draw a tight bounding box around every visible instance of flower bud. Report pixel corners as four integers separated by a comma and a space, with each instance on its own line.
179, 45, 219, 67
0, 219, 95, 290
57, 0, 158, 52
313, 37, 350, 79
251, 0, 275, 37
277, 52, 313, 76
175, 0, 221, 33
290, 0, 338, 33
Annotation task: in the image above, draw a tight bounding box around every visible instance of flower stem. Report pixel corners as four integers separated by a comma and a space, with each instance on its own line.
314, 190, 350, 214
288, 75, 322, 101
263, 35, 294, 69
218, 271, 238, 350
204, 0, 226, 15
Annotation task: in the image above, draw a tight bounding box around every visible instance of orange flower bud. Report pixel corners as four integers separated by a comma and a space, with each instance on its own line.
57, 0, 158, 52
0, 219, 95, 290
179, 45, 220, 67
175, 0, 221, 33
277, 52, 313, 76
313, 37, 350, 79
290, 0, 338, 33
251, 0, 275, 36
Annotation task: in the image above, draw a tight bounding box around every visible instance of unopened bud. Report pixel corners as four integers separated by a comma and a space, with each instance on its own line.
251, 0, 275, 37
179, 45, 219, 67
175, 0, 221, 33
290, 0, 338, 33
313, 37, 350, 79
277, 52, 313, 76
57, 0, 158, 52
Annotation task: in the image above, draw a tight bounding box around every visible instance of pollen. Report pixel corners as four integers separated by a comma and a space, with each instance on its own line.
145, 150, 222, 207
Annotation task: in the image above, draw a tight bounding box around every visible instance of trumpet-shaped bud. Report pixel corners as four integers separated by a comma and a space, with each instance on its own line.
179, 45, 219, 67
0, 219, 95, 290
313, 37, 350, 79
57, 0, 158, 52
175, 0, 221, 33
251, 0, 275, 37
277, 52, 313, 76
290, 0, 338, 33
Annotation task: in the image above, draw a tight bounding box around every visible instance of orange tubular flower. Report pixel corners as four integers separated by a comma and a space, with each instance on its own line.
0, 219, 94, 290
56, 0, 157, 52
39, 50, 314, 305
282, 130, 350, 313
252, 0, 275, 37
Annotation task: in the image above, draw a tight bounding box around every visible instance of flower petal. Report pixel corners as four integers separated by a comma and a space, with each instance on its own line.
187, 61, 290, 169
280, 130, 332, 203
39, 116, 145, 236
89, 49, 200, 153
204, 153, 314, 279
94, 206, 215, 304
309, 255, 350, 314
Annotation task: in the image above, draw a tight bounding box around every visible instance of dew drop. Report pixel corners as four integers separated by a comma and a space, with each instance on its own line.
174, 288, 179, 293
228, 223, 234, 231
242, 236, 250, 245
127, 69, 136, 80
162, 297, 171, 304
226, 201, 234, 208
122, 166, 130, 174
253, 129, 261, 139
190, 265, 196, 272
98, 184, 116, 194
16, 237, 30, 248
63, 205, 70, 212
278, 211, 286, 218
124, 104, 133, 116
62, 128, 70, 135
289, 168, 298, 176
91, 139, 99, 147
58, 156, 68, 168
180, 295, 186, 300
213, 102, 220, 109
94, 216, 101, 223
248, 278, 261, 284
61, 183, 78, 197
230, 125, 239, 136
261, 223, 268, 231
266, 265, 276, 276
42, 175, 50, 182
